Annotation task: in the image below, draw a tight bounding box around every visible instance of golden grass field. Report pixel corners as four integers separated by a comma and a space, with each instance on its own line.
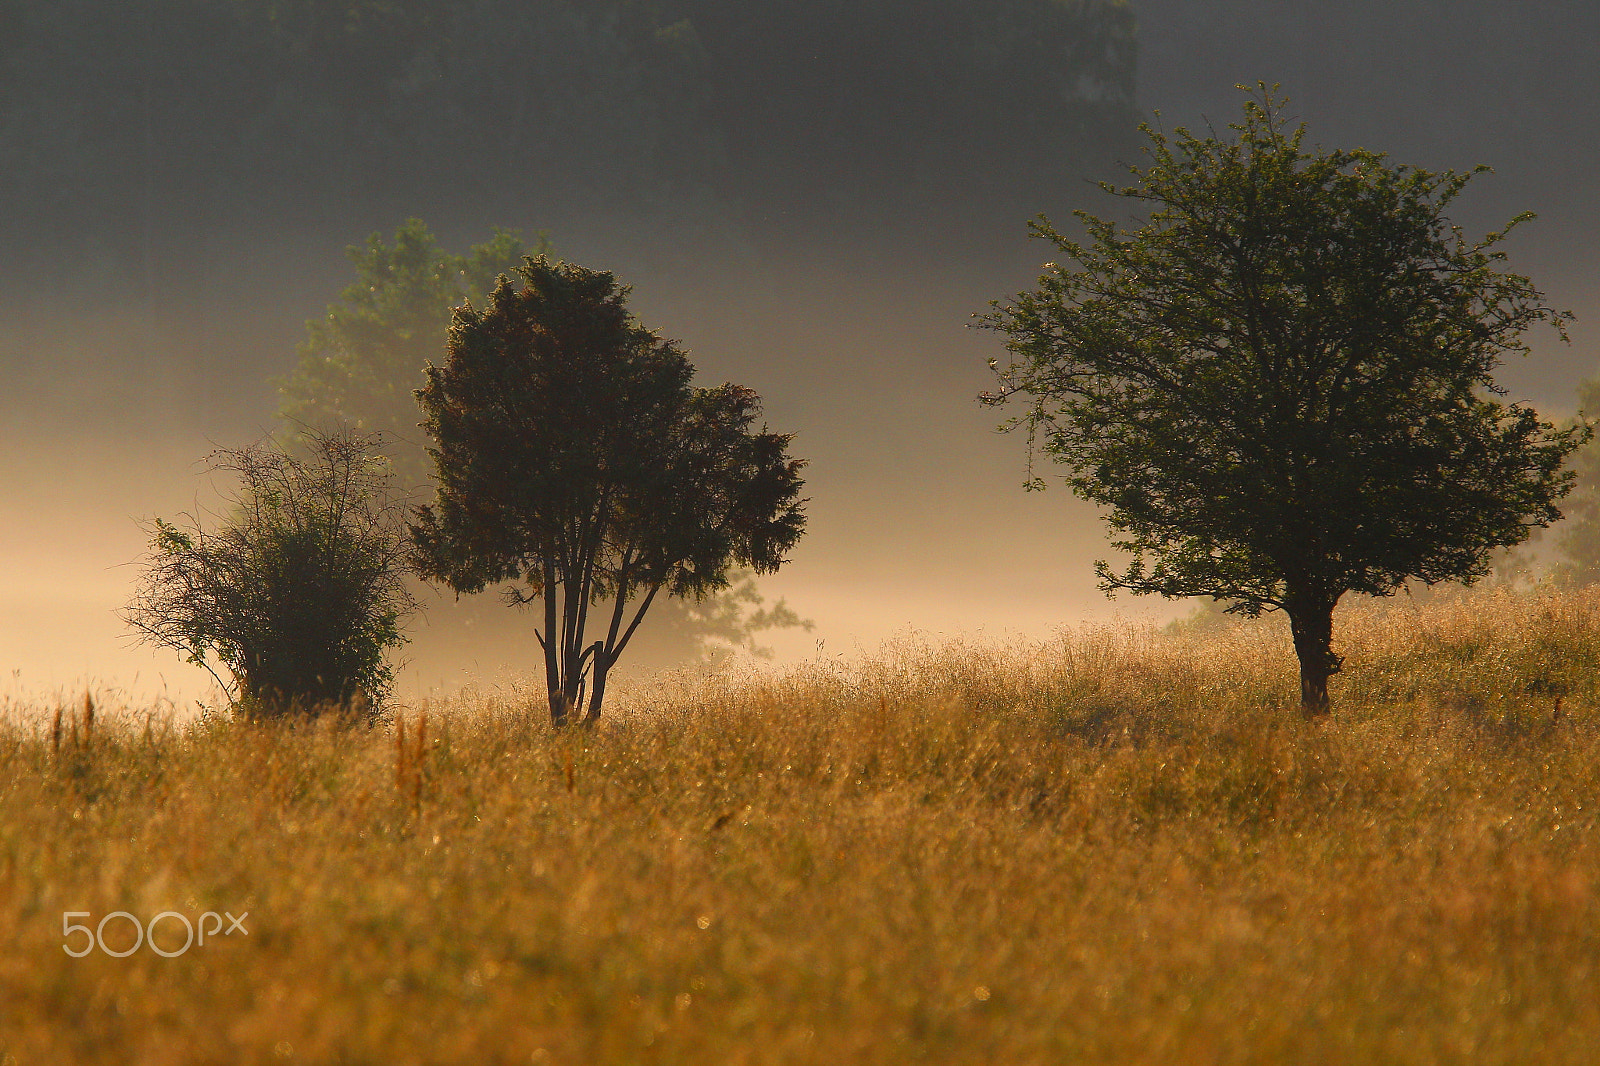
3, 585, 1599, 1064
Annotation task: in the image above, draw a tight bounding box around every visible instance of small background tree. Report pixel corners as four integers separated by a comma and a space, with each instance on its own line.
1550, 372, 1600, 584
983, 87, 1584, 715
279, 218, 543, 489
412, 257, 807, 726
127, 428, 417, 718
644, 572, 813, 665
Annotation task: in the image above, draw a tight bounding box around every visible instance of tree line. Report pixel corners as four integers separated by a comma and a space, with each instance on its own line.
130, 255, 807, 725
129, 87, 1592, 722
0, 0, 1137, 289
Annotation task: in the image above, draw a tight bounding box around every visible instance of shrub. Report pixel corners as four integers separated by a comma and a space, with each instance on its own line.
126, 427, 416, 718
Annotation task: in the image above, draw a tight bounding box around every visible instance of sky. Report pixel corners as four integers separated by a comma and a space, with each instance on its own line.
3, 0, 1597, 710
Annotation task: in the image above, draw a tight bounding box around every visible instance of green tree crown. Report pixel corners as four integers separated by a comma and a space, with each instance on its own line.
983, 87, 1585, 713
279, 218, 545, 486
412, 256, 807, 725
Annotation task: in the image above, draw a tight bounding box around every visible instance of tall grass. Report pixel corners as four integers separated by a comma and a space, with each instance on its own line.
2, 586, 1598, 1064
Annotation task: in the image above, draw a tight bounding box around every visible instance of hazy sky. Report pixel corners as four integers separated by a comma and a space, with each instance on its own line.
4, 0, 1597, 709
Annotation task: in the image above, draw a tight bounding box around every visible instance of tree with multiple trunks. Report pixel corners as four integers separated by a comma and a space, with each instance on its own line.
982, 89, 1584, 715
282, 218, 807, 671
412, 257, 806, 726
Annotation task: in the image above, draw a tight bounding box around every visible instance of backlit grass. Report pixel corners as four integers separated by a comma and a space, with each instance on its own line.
2, 585, 1598, 1064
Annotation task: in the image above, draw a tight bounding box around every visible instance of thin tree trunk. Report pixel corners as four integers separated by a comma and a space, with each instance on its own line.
583, 650, 612, 727
1285, 587, 1342, 717
586, 573, 636, 728
557, 566, 591, 726
542, 558, 566, 728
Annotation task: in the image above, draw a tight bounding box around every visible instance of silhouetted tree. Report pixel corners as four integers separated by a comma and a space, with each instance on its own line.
412, 257, 806, 726
127, 428, 416, 718
281, 220, 805, 665
982, 88, 1583, 715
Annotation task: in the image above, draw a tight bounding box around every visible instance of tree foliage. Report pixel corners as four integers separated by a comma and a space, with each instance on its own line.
412, 257, 807, 726
0, 0, 1138, 287
983, 88, 1583, 714
279, 218, 544, 486
1552, 375, 1600, 585
127, 428, 417, 717
280, 219, 804, 665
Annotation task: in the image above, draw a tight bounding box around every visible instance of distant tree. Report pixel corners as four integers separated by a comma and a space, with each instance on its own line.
644, 571, 813, 666
412, 257, 807, 726
982, 88, 1584, 715
0, 0, 1140, 287
127, 428, 416, 718
1551, 374, 1600, 584
279, 218, 545, 487
430, 0, 720, 211
236, 1, 454, 106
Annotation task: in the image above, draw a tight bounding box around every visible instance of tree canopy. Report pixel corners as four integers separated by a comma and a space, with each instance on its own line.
280, 219, 804, 667
983, 89, 1584, 715
0, 0, 1137, 291
412, 257, 806, 726
1550, 374, 1600, 584
279, 218, 542, 487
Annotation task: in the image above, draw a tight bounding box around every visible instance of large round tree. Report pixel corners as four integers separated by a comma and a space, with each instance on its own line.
412, 257, 807, 726
982, 88, 1585, 716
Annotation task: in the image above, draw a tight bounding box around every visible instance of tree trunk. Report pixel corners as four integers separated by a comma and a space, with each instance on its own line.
1285, 588, 1343, 717
583, 650, 612, 727
542, 561, 567, 728
547, 688, 569, 729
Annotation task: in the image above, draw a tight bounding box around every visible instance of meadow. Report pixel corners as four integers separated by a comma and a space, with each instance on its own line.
2, 585, 1599, 1065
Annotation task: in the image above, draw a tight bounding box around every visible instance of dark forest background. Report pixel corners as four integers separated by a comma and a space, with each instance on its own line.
1, 0, 1138, 247
5, 1, 1598, 420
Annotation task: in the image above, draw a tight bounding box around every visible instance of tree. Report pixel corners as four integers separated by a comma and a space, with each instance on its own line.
279, 218, 545, 488
1550, 373, 1600, 584
127, 428, 417, 717
643, 571, 814, 666
412, 256, 807, 726
981, 88, 1584, 715
280, 219, 805, 665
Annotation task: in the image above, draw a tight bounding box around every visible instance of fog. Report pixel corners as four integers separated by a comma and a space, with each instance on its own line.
3, 0, 1597, 707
